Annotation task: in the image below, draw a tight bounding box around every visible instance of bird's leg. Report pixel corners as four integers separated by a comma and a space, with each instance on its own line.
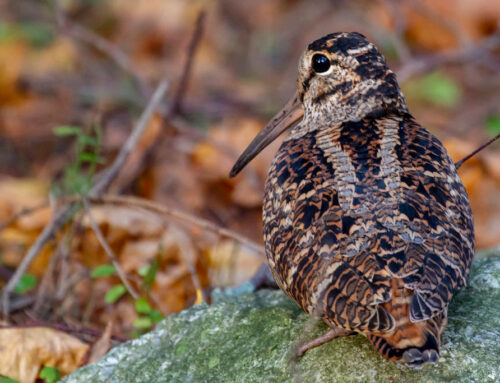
296, 326, 352, 357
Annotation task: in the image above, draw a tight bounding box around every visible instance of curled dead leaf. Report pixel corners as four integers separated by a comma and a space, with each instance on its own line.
0, 327, 89, 383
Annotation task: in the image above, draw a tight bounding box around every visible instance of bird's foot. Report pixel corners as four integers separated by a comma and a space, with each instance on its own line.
296, 326, 352, 357
403, 348, 439, 369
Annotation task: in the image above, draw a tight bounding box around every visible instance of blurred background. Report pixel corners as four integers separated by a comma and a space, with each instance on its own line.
0, 0, 500, 377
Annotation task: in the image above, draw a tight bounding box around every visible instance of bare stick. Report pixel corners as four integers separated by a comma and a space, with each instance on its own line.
91, 79, 169, 194
397, 28, 500, 82
2, 204, 77, 317
455, 132, 500, 170
54, 0, 150, 97
1, 80, 169, 318
61, 194, 264, 255
83, 199, 139, 300
169, 224, 205, 302
168, 9, 206, 116
0, 321, 128, 343
0, 200, 50, 233
111, 11, 207, 192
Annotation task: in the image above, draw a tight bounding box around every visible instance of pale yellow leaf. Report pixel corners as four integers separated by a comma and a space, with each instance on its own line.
0, 327, 89, 383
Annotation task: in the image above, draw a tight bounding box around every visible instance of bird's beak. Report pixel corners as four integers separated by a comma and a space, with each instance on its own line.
229, 91, 304, 177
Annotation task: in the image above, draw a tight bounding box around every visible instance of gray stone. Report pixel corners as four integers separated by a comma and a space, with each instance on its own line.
63, 256, 500, 383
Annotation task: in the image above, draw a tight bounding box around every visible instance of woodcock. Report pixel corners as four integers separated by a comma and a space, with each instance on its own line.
229, 32, 474, 366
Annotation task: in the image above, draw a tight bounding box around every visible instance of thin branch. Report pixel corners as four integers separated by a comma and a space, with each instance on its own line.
380, 0, 411, 62
169, 224, 205, 303
1, 80, 169, 318
455, 132, 500, 170
65, 194, 264, 256
108, 11, 207, 192
397, 28, 500, 82
91, 79, 169, 194
0, 200, 50, 233
83, 198, 139, 300
2, 205, 77, 318
0, 321, 128, 343
54, 0, 151, 97
167, 9, 206, 116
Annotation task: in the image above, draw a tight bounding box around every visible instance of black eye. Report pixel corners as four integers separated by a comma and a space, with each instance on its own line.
312, 54, 331, 73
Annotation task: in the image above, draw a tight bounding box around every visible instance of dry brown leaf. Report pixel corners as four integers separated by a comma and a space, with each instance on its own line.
444, 138, 500, 247
88, 321, 113, 364
0, 327, 89, 383
208, 239, 263, 286
0, 178, 49, 222
81, 205, 164, 237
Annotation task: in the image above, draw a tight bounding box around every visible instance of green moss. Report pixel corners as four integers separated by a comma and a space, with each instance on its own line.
63, 256, 500, 383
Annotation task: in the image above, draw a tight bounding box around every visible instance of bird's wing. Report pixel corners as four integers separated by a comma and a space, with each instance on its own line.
388, 120, 475, 321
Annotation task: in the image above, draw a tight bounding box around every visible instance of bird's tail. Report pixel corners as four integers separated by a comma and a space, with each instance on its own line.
366, 279, 446, 366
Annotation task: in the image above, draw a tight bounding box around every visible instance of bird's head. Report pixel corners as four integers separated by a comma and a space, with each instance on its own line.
229, 32, 407, 177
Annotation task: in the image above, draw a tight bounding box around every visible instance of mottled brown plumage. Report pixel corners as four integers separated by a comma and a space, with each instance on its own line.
230, 32, 474, 366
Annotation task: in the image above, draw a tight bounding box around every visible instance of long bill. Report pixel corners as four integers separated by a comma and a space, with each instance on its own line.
229, 91, 304, 178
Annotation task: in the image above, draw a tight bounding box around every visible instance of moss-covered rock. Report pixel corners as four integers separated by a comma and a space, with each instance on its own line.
63, 256, 500, 383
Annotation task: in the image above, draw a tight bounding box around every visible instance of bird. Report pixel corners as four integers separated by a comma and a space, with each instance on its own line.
229, 32, 474, 367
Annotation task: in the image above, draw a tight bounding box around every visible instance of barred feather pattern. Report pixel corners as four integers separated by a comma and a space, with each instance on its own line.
263, 114, 474, 361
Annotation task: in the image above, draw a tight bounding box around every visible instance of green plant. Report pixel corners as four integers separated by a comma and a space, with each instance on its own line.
52, 125, 103, 197
485, 115, 500, 137
403, 71, 462, 108
0, 376, 20, 383
39, 366, 61, 383
14, 273, 37, 294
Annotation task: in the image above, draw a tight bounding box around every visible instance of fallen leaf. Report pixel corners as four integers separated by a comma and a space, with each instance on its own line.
87, 321, 113, 364
0, 327, 89, 383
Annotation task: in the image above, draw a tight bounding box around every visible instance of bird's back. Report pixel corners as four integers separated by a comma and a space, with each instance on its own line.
263, 112, 474, 363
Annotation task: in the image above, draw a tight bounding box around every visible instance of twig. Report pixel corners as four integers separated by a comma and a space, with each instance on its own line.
83, 198, 139, 300
397, 28, 500, 82
87, 194, 265, 255
0, 321, 128, 343
455, 132, 500, 170
167, 9, 206, 116
2, 205, 78, 318
380, 0, 411, 62
110, 11, 207, 192
32, 230, 66, 315
0, 200, 50, 233
1, 80, 169, 318
56, 194, 264, 255
53, 0, 151, 97
169, 224, 205, 303
91, 79, 169, 194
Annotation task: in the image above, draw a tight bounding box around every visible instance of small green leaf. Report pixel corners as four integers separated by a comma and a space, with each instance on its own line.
404, 71, 461, 108
39, 366, 61, 383
19, 22, 54, 48
14, 274, 37, 294
0, 376, 20, 383
143, 259, 158, 288
485, 115, 500, 137
91, 265, 116, 278
150, 309, 164, 323
77, 135, 98, 146
53, 126, 82, 136
78, 152, 104, 164
133, 316, 152, 329
138, 265, 150, 277
135, 298, 151, 314
105, 285, 127, 303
